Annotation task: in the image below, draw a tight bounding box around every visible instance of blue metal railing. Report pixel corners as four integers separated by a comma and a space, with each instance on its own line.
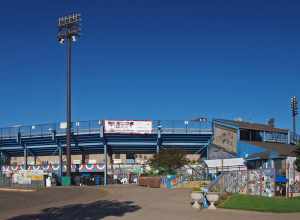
0, 119, 212, 139
290, 132, 300, 144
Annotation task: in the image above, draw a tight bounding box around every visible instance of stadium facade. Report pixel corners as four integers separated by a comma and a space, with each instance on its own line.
0, 118, 298, 179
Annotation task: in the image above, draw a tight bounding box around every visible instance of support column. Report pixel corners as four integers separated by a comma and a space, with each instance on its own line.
6, 153, 11, 166
81, 151, 86, 164
17, 131, 21, 145
100, 120, 108, 186
156, 126, 162, 154
104, 143, 108, 186
206, 144, 209, 160
24, 145, 28, 170
58, 144, 63, 177
156, 144, 160, 154
109, 151, 114, 178
0, 152, 3, 172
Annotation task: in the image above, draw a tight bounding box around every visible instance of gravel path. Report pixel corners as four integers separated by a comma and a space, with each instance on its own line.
1, 185, 299, 220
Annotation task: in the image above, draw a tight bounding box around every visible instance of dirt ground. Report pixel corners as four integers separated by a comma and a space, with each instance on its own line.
0, 185, 300, 220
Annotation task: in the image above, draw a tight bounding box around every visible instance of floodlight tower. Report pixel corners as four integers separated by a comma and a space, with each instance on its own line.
57, 13, 81, 177
291, 96, 298, 141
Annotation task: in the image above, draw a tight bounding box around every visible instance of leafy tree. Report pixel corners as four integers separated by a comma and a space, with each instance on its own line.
295, 143, 300, 172
149, 149, 189, 175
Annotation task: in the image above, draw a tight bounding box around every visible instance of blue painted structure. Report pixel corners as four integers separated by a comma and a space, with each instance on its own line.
0, 120, 212, 185
0, 120, 212, 158
236, 141, 266, 158
212, 118, 297, 181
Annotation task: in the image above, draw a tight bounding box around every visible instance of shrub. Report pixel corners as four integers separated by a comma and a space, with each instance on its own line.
149, 149, 189, 175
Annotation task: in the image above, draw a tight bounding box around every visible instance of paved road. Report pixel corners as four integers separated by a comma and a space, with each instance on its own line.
1, 185, 300, 220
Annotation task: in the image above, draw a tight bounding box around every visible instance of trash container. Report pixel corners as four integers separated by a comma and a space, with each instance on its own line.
61, 176, 71, 186
95, 175, 101, 186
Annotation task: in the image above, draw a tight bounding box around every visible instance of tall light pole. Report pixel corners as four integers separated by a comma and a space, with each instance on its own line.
291, 96, 298, 141
57, 13, 81, 177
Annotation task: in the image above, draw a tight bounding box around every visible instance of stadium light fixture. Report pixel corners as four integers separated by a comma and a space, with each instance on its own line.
291, 96, 298, 139
57, 13, 81, 177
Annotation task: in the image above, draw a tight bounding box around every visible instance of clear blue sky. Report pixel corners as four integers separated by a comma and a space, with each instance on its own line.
0, 0, 299, 130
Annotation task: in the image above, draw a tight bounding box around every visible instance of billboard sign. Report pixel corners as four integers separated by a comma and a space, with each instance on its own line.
104, 120, 152, 134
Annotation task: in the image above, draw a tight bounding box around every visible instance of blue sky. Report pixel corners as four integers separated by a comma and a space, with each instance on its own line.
0, 0, 299, 130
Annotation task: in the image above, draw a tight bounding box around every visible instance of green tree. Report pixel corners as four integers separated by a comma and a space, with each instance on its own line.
295, 143, 300, 172
149, 149, 189, 175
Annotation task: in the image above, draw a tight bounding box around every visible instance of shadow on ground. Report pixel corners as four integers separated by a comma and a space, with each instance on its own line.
8, 200, 141, 220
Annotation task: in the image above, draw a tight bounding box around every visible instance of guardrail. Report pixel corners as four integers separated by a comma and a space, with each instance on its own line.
0, 120, 212, 139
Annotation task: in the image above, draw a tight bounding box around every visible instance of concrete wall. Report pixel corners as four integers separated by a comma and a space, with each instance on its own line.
213, 124, 238, 153
207, 145, 235, 160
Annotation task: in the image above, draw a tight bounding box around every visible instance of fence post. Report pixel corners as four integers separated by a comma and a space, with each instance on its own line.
246, 169, 249, 194
286, 162, 290, 198
236, 169, 238, 193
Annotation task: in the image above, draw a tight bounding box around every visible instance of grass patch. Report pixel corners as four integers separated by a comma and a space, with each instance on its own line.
219, 194, 300, 213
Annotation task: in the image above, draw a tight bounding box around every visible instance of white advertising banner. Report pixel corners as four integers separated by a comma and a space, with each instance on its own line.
104, 120, 152, 134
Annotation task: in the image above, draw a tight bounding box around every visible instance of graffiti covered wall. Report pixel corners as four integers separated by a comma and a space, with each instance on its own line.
210, 169, 275, 197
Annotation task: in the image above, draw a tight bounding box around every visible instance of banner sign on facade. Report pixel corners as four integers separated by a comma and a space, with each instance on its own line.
104, 120, 152, 134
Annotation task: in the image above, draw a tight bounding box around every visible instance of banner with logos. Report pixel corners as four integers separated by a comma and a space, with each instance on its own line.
104, 120, 152, 134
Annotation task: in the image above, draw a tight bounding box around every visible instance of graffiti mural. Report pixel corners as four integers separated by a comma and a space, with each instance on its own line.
209, 169, 275, 197
213, 125, 237, 153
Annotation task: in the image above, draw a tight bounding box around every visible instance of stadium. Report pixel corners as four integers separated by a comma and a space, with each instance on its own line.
0, 117, 299, 193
